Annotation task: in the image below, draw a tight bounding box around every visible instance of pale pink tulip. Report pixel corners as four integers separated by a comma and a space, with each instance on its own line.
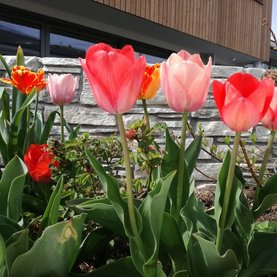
161, 50, 212, 112
47, 74, 78, 106
261, 87, 277, 131
80, 43, 146, 113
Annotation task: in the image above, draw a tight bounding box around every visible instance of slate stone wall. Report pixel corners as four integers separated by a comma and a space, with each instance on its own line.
0, 56, 274, 186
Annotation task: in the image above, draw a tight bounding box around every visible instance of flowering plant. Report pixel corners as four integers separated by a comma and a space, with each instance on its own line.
0, 44, 277, 277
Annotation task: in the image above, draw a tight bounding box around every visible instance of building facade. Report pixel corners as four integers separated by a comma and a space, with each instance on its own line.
0, 0, 273, 66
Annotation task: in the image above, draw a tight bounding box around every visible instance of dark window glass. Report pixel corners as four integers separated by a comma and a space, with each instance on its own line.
50, 33, 94, 58
0, 20, 40, 55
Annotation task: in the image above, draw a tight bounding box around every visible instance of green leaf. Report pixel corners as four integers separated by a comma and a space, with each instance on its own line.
0, 215, 22, 241
85, 150, 142, 238
8, 91, 36, 159
69, 197, 125, 236
40, 176, 64, 230
0, 156, 27, 220
10, 214, 86, 277
160, 212, 188, 273
253, 174, 277, 220
5, 230, 29, 273
0, 235, 5, 274
135, 171, 175, 276
188, 234, 239, 277
69, 256, 140, 277
239, 232, 277, 276
77, 227, 115, 263
0, 88, 10, 123
39, 111, 59, 144
214, 151, 242, 231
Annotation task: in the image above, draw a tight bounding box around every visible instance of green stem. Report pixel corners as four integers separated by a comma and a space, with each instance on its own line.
253, 130, 276, 210
142, 99, 150, 131
216, 131, 241, 252
176, 112, 188, 219
33, 94, 39, 126
116, 113, 142, 249
60, 105, 64, 143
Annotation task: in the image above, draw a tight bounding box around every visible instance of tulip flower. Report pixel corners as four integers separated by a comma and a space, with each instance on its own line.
0, 65, 47, 94
138, 64, 160, 100
161, 50, 212, 113
47, 73, 78, 106
261, 87, 277, 131
24, 144, 59, 184
80, 43, 146, 113
213, 72, 274, 132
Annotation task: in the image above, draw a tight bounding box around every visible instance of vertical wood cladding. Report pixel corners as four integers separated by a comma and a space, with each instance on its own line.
94, 0, 272, 61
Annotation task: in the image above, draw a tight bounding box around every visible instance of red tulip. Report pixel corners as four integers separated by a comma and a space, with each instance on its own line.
80, 43, 146, 113
24, 144, 59, 184
160, 50, 212, 112
261, 87, 277, 130
213, 73, 274, 132
0, 65, 47, 94
47, 74, 78, 106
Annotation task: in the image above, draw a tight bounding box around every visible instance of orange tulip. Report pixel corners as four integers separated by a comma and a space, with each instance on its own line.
0, 65, 47, 94
139, 64, 160, 100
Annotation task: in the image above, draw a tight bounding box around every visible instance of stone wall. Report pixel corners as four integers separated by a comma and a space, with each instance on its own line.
0, 56, 274, 186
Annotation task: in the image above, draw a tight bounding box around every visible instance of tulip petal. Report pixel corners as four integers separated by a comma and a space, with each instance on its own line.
213, 80, 226, 113
221, 98, 261, 132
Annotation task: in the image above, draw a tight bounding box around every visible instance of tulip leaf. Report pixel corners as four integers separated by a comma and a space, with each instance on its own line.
0, 53, 11, 77
5, 230, 29, 273
130, 170, 175, 276
239, 232, 277, 276
69, 256, 140, 277
8, 91, 36, 159
214, 151, 242, 231
85, 149, 142, 238
0, 156, 27, 219
10, 214, 86, 277
0, 87, 10, 123
39, 110, 59, 144
187, 233, 239, 277
253, 174, 277, 220
0, 234, 6, 276
160, 212, 188, 273
0, 215, 22, 241
76, 227, 115, 263
69, 197, 125, 236
40, 175, 64, 231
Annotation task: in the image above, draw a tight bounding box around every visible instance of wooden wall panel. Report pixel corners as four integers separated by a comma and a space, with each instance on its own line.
93, 0, 272, 61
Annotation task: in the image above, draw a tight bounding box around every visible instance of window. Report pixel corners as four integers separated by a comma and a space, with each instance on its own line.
0, 20, 40, 56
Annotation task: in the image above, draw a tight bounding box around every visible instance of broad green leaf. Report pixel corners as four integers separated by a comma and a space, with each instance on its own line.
8, 91, 36, 159
85, 150, 142, 238
0, 235, 5, 273
253, 174, 277, 220
69, 198, 125, 236
0, 215, 21, 241
173, 271, 190, 277
232, 191, 254, 267
40, 176, 64, 230
0, 53, 11, 77
160, 212, 188, 273
181, 193, 217, 241
77, 227, 114, 263
39, 111, 59, 144
214, 151, 242, 231
0, 156, 27, 218
68, 256, 140, 277
188, 234, 239, 277
0, 88, 10, 123
135, 171, 175, 276
239, 232, 277, 276
5, 230, 29, 273
10, 214, 86, 277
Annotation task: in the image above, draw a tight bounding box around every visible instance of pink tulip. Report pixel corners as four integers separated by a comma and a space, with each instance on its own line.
80, 43, 146, 113
261, 87, 277, 131
213, 73, 274, 132
47, 74, 78, 106
160, 50, 212, 112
